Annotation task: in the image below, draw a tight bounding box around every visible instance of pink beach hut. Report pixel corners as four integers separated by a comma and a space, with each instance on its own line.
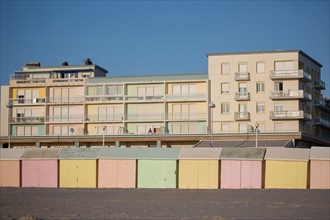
310, 146, 330, 189
97, 148, 140, 188
21, 148, 62, 187
220, 147, 266, 189
0, 148, 26, 187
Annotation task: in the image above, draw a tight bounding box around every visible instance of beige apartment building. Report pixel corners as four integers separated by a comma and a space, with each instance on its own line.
208, 50, 329, 146
0, 50, 329, 148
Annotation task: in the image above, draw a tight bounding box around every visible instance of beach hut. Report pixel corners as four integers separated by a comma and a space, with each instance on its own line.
264, 147, 310, 189
0, 148, 26, 187
178, 148, 222, 189
21, 148, 62, 188
97, 148, 140, 188
137, 148, 180, 188
220, 147, 266, 189
310, 146, 330, 189
59, 148, 99, 188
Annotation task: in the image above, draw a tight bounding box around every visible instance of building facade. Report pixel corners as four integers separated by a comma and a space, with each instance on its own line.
1, 50, 329, 148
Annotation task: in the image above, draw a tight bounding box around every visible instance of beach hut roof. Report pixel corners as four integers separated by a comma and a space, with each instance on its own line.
310, 147, 330, 161
137, 148, 180, 160
264, 147, 310, 161
178, 148, 222, 159
21, 148, 62, 159
97, 148, 141, 159
59, 148, 100, 159
220, 147, 266, 160
195, 140, 292, 148
0, 148, 26, 160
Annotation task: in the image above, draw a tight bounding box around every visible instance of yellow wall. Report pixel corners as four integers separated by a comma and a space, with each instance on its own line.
59, 160, 97, 188
179, 160, 219, 189
12, 87, 46, 98
265, 160, 308, 189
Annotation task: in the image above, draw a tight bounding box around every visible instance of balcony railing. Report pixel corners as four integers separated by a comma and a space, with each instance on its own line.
269, 90, 312, 101
235, 72, 250, 81
46, 115, 84, 122
269, 69, 312, 81
125, 95, 164, 102
314, 118, 330, 128
85, 96, 124, 102
10, 117, 45, 123
314, 80, 326, 90
85, 115, 123, 122
235, 92, 250, 101
166, 112, 206, 120
47, 97, 84, 104
270, 110, 312, 120
234, 112, 250, 120
165, 93, 206, 101
9, 98, 46, 105
314, 99, 330, 110
125, 114, 164, 121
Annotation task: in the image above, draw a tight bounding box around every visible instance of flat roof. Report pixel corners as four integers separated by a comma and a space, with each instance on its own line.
19, 64, 108, 73
178, 148, 222, 159
137, 148, 180, 160
264, 147, 311, 161
219, 147, 266, 160
88, 73, 208, 83
207, 50, 322, 67
195, 140, 292, 148
59, 148, 100, 159
21, 148, 62, 159
97, 148, 141, 159
310, 147, 330, 161
0, 148, 26, 160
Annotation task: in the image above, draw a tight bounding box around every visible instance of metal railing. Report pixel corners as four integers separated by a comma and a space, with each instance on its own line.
166, 112, 206, 120
234, 92, 250, 101
165, 93, 206, 101
270, 110, 312, 120
234, 112, 250, 120
269, 69, 312, 81
314, 80, 326, 89
10, 117, 45, 123
269, 90, 312, 101
47, 97, 84, 104
235, 72, 250, 81
314, 118, 330, 128
46, 115, 84, 122
125, 114, 164, 121
85, 115, 123, 122
85, 96, 124, 102
9, 98, 46, 105
125, 95, 164, 101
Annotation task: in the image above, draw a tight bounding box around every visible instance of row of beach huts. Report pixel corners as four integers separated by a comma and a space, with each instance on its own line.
0, 147, 329, 189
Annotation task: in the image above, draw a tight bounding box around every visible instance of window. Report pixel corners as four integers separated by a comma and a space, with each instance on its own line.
172, 123, 197, 134
16, 126, 39, 136
87, 85, 103, 96
172, 103, 197, 120
239, 83, 247, 93
274, 82, 283, 91
275, 61, 293, 71
221, 63, 230, 75
97, 125, 122, 135
256, 62, 265, 73
256, 102, 265, 113
105, 85, 123, 95
172, 84, 197, 94
238, 63, 247, 73
256, 82, 265, 93
53, 125, 75, 136
274, 102, 283, 112
221, 103, 230, 114
221, 83, 229, 94
98, 106, 122, 121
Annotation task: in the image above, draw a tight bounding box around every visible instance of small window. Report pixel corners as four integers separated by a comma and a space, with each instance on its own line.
256, 82, 265, 93
256, 62, 265, 74
221, 63, 230, 75
221, 103, 230, 114
274, 82, 283, 91
221, 83, 229, 94
256, 102, 265, 113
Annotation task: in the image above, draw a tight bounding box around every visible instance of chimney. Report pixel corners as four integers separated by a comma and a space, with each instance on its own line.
85, 58, 93, 65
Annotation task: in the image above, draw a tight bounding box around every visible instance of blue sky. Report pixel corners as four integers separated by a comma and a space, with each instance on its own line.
1, 1, 329, 96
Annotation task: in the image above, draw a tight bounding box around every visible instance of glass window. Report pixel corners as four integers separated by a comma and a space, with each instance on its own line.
274, 82, 283, 91
256, 102, 265, 113
256, 62, 265, 73
221, 83, 229, 94
221, 63, 230, 75
238, 63, 247, 73
221, 103, 230, 113
256, 82, 265, 93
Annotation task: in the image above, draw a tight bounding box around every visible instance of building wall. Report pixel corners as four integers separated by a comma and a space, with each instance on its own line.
0, 86, 9, 136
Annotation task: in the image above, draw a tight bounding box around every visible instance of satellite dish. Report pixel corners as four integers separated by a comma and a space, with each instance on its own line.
70, 128, 75, 133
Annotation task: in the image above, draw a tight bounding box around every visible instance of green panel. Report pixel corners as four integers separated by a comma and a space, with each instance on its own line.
127, 85, 137, 96
38, 125, 45, 135
197, 122, 207, 134
12, 126, 17, 136
138, 160, 157, 188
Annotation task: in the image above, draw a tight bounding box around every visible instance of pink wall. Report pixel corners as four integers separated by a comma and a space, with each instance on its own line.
22, 160, 58, 187
98, 159, 136, 188
221, 160, 263, 189
310, 160, 330, 189
0, 161, 20, 187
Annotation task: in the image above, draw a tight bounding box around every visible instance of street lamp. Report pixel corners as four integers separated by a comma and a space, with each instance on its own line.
255, 122, 259, 148
102, 125, 106, 147
209, 102, 216, 147
6, 103, 13, 148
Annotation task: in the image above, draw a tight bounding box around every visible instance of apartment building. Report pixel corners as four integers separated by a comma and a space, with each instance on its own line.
208, 50, 329, 146
1, 50, 329, 148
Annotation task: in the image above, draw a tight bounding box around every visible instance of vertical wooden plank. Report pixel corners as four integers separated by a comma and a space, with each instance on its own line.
0, 161, 20, 187
117, 160, 136, 188
250, 161, 262, 189
295, 161, 308, 189
265, 160, 286, 189
241, 160, 252, 189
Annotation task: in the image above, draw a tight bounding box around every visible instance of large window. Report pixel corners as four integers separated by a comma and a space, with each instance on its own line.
275, 61, 293, 71
221, 63, 230, 75
256, 82, 265, 93
16, 126, 39, 136
17, 89, 39, 103
97, 125, 122, 135
98, 106, 122, 121
172, 84, 197, 94
16, 108, 40, 120
105, 85, 123, 95
53, 125, 76, 136
87, 85, 103, 96
221, 83, 229, 94
274, 82, 283, 91
172, 123, 197, 134
172, 104, 198, 120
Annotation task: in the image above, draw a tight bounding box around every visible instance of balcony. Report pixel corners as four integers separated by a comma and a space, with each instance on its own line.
314, 118, 330, 129
125, 95, 164, 102
314, 99, 330, 110
9, 98, 46, 105
165, 93, 206, 101
314, 80, 326, 90
125, 113, 164, 121
234, 112, 250, 120
235, 92, 250, 101
10, 116, 44, 123
269, 69, 312, 81
47, 97, 84, 104
270, 110, 312, 120
235, 72, 250, 81
46, 115, 84, 122
85, 115, 123, 122
85, 96, 124, 103
269, 90, 312, 101
166, 112, 206, 121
